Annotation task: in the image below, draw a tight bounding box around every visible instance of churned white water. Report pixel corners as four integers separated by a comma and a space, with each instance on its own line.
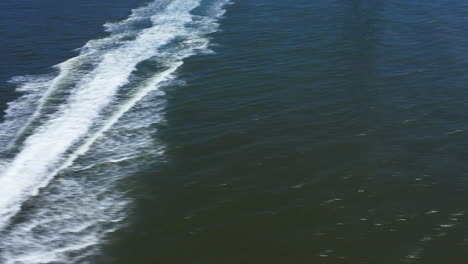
0, 0, 230, 263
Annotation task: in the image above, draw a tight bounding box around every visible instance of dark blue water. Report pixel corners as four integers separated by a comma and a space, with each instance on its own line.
1, 0, 468, 263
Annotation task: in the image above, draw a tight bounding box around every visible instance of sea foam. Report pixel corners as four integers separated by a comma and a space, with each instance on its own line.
0, 0, 230, 263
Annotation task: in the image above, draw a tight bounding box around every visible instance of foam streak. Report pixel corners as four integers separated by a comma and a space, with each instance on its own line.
0, 0, 230, 263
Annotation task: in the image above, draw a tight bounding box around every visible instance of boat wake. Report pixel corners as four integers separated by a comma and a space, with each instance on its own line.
0, 0, 229, 263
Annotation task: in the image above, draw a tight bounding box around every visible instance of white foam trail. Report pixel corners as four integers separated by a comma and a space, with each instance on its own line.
0, 0, 199, 231
4, 57, 86, 151
0, 0, 230, 263
0, 75, 52, 153
52, 63, 181, 179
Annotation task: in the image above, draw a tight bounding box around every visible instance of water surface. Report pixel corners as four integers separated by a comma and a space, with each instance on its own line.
1, 0, 468, 263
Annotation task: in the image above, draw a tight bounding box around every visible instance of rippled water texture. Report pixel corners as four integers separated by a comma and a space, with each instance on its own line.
1, 0, 468, 263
